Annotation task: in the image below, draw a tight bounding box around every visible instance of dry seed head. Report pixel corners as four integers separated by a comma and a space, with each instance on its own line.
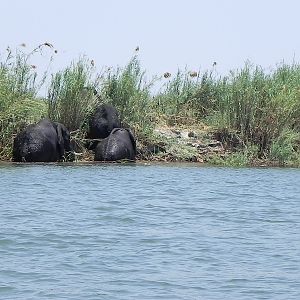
164, 72, 171, 78
44, 42, 54, 48
189, 71, 198, 77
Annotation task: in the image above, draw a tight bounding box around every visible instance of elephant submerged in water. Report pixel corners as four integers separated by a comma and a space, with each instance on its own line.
13, 118, 74, 162
94, 128, 136, 161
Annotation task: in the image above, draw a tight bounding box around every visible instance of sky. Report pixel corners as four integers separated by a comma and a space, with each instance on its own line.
1, 0, 300, 92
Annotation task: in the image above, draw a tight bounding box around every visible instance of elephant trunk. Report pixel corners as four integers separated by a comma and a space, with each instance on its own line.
19, 145, 30, 162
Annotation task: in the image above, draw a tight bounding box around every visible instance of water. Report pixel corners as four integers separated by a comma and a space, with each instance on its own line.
0, 163, 300, 300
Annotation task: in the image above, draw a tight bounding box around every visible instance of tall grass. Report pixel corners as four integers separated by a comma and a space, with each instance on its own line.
155, 70, 199, 116
100, 56, 155, 133
48, 57, 99, 131
210, 63, 300, 158
47, 56, 155, 135
0, 47, 47, 159
154, 69, 225, 123
1, 46, 300, 164
0, 48, 38, 108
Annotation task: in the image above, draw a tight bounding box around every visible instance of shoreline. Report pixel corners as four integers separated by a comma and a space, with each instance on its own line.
0, 158, 298, 168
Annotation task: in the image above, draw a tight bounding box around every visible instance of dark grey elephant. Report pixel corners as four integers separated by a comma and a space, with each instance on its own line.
13, 118, 74, 162
94, 128, 136, 161
87, 104, 121, 139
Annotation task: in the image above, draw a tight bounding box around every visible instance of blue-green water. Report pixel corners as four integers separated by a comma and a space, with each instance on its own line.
0, 163, 300, 300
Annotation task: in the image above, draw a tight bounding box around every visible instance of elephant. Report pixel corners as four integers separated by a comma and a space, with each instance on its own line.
94, 128, 136, 161
87, 104, 121, 139
13, 118, 74, 162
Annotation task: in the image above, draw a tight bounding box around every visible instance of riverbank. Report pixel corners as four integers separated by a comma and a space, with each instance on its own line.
1, 45, 300, 166
68, 121, 300, 167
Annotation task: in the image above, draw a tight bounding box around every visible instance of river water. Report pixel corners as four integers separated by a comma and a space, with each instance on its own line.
0, 163, 299, 300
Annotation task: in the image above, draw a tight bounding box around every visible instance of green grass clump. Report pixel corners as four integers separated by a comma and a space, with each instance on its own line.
208, 144, 259, 167
0, 48, 47, 160
155, 70, 199, 117
0, 48, 39, 110
154, 69, 224, 122
100, 56, 155, 134
269, 128, 300, 165
209, 63, 300, 158
48, 57, 99, 131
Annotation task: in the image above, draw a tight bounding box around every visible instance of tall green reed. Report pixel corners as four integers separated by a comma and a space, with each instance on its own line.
48, 57, 99, 131
210, 62, 300, 157
101, 56, 155, 133
0, 46, 48, 159
154, 69, 223, 122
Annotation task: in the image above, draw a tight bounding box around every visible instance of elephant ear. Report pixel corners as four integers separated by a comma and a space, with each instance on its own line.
55, 123, 65, 157
110, 128, 119, 135
127, 129, 136, 154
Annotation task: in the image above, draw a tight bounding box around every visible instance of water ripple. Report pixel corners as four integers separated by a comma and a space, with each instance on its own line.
0, 164, 300, 299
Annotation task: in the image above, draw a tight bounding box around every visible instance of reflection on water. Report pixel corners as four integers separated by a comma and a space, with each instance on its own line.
1, 163, 300, 299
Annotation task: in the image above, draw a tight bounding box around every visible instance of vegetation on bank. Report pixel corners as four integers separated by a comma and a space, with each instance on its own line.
1, 44, 300, 166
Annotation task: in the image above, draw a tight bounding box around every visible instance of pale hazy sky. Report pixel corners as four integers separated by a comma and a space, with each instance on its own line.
1, 0, 300, 87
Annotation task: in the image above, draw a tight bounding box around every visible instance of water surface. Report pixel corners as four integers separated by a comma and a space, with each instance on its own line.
1, 163, 300, 299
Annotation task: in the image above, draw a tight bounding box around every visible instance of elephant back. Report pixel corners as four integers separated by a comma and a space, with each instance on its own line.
94, 128, 136, 161
12, 118, 73, 162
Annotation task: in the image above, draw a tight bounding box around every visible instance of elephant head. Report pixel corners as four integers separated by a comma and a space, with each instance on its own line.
87, 104, 121, 139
